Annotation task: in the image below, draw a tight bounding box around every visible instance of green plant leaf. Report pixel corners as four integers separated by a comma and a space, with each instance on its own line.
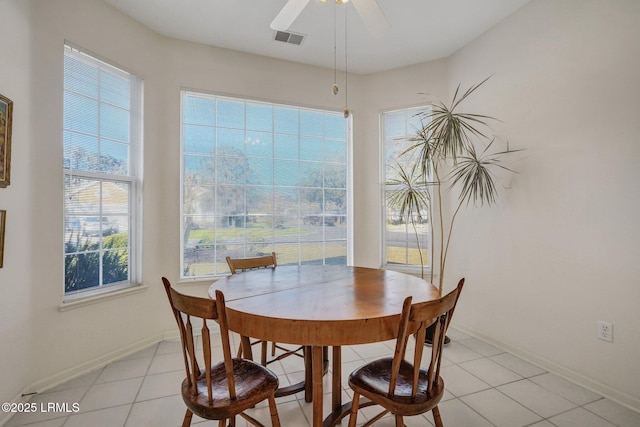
448, 139, 519, 206
385, 162, 431, 221
412, 78, 497, 172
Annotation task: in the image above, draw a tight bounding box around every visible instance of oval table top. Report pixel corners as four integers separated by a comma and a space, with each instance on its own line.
208, 265, 439, 347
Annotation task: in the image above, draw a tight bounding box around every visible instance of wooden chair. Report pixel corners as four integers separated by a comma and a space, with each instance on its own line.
226, 252, 278, 275
346, 278, 465, 427
225, 253, 304, 366
162, 277, 281, 427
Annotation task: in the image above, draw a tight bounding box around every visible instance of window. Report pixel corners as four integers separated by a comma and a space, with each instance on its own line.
63, 45, 142, 299
382, 106, 430, 272
181, 92, 350, 278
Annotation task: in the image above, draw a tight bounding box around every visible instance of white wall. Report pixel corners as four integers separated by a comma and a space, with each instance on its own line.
1, 0, 638, 418
443, 0, 640, 410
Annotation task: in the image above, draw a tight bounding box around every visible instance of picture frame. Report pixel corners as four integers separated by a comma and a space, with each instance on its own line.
0, 210, 5, 268
0, 93, 13, 188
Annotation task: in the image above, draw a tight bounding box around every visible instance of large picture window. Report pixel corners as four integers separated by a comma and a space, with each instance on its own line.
181, 92, 350, 278
63, 45, 142, 299
382, 106, 430, 272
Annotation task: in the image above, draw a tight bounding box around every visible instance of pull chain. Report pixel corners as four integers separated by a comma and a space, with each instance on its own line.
343, 4, 350, 118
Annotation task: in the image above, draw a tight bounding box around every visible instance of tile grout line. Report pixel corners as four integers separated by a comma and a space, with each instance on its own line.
10, 335, 634, 427
121, 342, 161, 427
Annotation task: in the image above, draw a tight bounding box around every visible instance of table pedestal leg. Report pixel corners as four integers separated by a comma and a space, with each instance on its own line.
322, 346, 353, 427
304, 346, 313, 402
312, 346, 323, 427
332, 346, 341, 412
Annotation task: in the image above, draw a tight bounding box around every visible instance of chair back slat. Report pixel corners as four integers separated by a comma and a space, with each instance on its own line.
428, 315, 446, 392
201, 321, 213, 403
185, 316, 200, 396
388, 296, 413, 396
226, 252, 277, 274
215, 290, 237, 399
412, 322, 427, 398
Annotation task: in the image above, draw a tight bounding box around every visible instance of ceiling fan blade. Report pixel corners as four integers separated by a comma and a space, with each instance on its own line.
270, 0, 311, 32
351, 0, 390, 36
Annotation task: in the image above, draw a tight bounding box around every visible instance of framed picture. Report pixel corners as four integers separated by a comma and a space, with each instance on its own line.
0, 210, 5, 268
0, 93, 13, 188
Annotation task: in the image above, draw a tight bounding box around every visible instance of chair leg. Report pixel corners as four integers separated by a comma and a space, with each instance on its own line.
217, 420, 225, 427
394, 414, 404, 427
182, 409, 193, 427
432, 405, 443, 427
261, 341, 268, 366
268, 394, 281, 427
347, 392, 360, 427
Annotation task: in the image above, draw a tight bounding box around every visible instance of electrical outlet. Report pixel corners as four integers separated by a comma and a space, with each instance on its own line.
597, 321, 613, 342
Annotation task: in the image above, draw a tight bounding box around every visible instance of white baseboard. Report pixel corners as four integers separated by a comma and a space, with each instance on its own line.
453, 324, 640, 415
0, 330, 179, 427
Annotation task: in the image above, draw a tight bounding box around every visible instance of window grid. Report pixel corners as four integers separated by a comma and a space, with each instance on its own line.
382, 106, 431, 272
181, 92, 349, 278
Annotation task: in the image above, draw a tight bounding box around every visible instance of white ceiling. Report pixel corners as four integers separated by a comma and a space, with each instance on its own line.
103, 0, 530, 75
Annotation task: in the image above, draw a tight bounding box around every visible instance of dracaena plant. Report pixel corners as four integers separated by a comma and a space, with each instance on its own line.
395, 77, 520, 294
385, 161, 431, 279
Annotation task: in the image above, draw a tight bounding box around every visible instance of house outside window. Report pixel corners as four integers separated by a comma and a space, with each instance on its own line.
382, 106, 430, 273
63, 44, 142, 299
181, 91, 350, 278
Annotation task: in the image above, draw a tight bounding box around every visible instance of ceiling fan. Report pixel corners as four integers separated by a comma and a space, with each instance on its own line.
270, 0, 390, 36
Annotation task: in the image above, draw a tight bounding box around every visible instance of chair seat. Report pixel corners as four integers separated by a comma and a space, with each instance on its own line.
182, 358, 279, 420
349, 357, 444, 415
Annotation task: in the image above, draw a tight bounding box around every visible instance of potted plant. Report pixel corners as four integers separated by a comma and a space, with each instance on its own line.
387, 77, 520, 343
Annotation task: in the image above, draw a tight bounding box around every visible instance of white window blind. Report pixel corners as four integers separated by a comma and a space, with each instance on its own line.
63, 45, 142, 299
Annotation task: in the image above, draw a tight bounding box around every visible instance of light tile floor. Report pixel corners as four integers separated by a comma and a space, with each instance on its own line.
6, 329, 640, 427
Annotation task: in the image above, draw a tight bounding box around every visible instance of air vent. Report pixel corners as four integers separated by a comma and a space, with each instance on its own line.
274, 30, 305, 46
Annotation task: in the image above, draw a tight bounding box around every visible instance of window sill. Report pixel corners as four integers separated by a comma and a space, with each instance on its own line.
384, 265, 432, 277
58, 284, 148, 312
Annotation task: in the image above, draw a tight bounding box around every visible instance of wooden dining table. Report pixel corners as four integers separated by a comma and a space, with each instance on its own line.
209, 265, 439, 427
